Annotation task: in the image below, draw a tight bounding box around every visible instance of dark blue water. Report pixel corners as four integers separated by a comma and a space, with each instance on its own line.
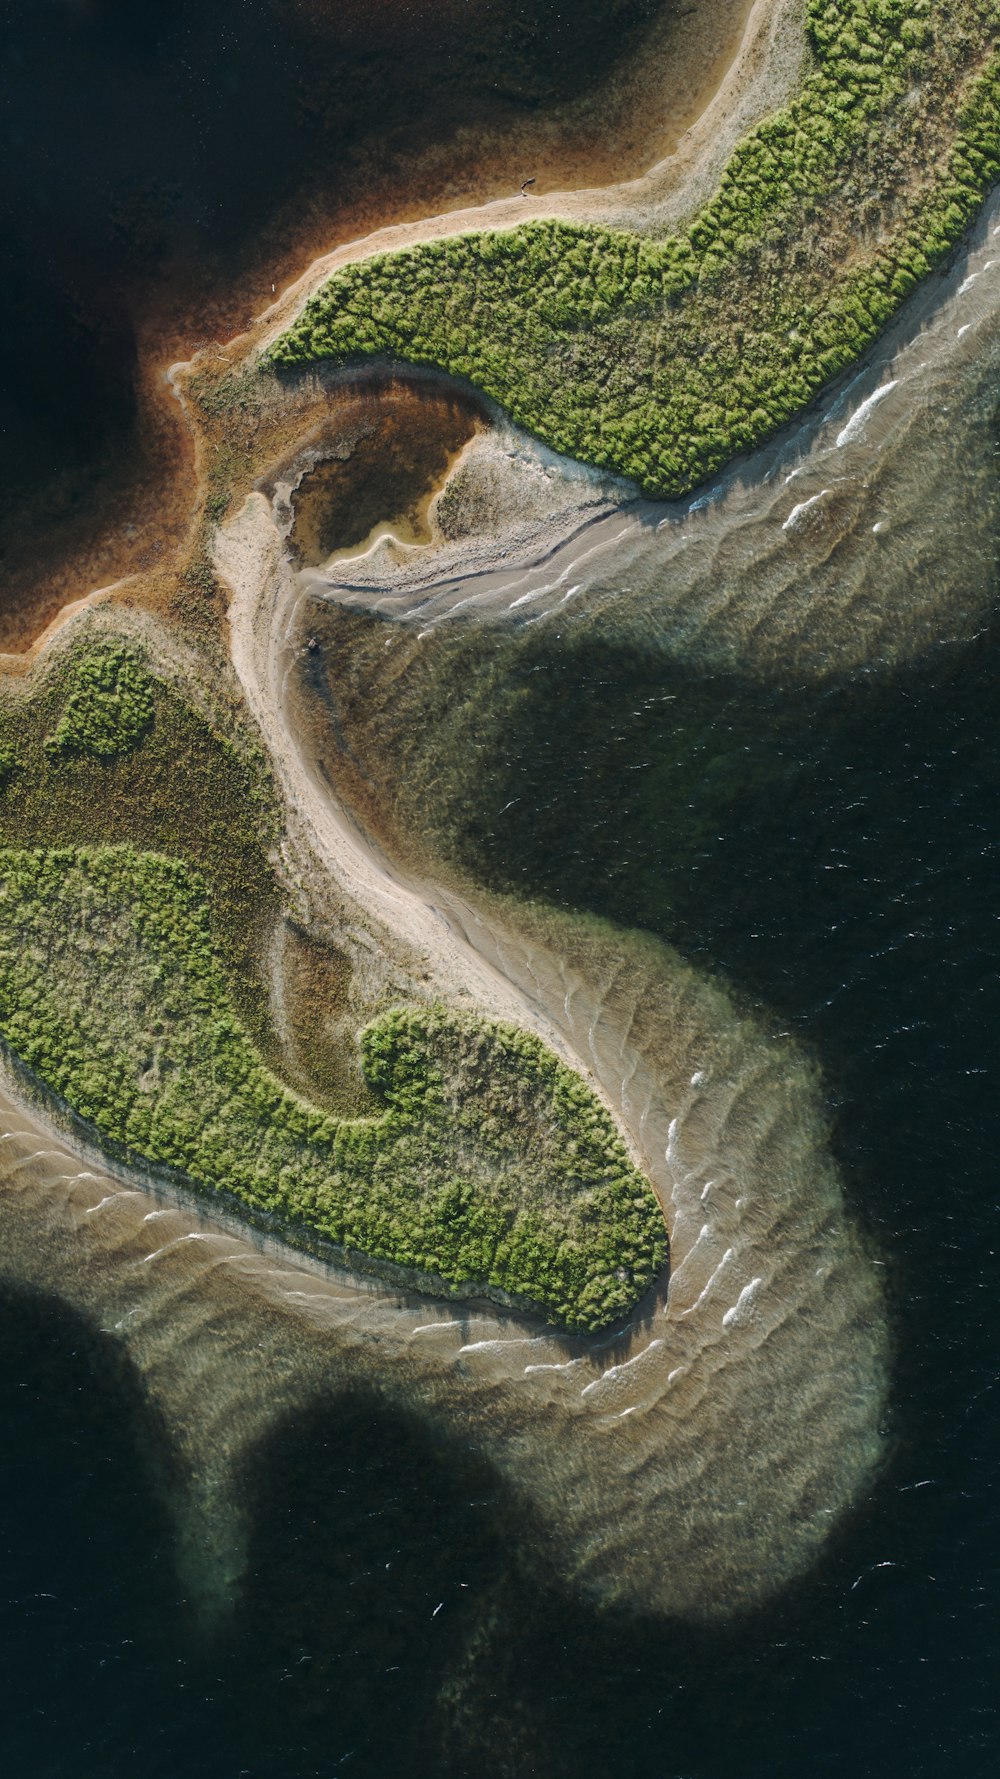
414, 618, 1000, 1777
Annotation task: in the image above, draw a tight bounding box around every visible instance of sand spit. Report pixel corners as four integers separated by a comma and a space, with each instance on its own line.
199, 487, 890, 1626
4, 0, 966, 1629
0, 836, 888, 1628
300, 187, 1000, 683
172, 195, 1000, 1620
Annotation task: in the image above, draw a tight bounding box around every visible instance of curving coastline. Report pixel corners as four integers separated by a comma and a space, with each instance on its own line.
11, 0, 1000, 1637
267, 2, 1000, 496
0, 879, 889, 1629
296, 185, 1000, 682
6, 132, 996, 1630
208, 443, 891, 1622
245, 0, 808, 356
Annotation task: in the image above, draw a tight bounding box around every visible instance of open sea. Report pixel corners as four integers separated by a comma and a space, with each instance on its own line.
2, 5, 999, 1776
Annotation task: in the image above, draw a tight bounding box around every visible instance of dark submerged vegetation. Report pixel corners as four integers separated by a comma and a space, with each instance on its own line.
271, 0, 1000, 494
0, 845, 665, 1332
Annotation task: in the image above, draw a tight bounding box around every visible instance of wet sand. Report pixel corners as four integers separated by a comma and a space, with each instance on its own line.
272, 381, 486, 565
6, 0, 999, 1632
200, 426, 890, 1624
246, 0, 807, 358
0, 839, 888, 1629
167, 187, 1000, 1623
4, 131, 996, 1632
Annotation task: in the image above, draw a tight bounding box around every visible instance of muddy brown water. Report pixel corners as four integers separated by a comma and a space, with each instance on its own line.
282, 382, 485, 564
0, 0, 750, 651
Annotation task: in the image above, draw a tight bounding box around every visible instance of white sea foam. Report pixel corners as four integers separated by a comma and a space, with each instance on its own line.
783, 489, 830, 529
722, 1276, 763, 1330
834, 380, 899, 447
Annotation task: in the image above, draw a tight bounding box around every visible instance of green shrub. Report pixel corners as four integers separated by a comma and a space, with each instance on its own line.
268, 2, 1000, 495
45, 646, 154, 760
0, 844, 666, 1332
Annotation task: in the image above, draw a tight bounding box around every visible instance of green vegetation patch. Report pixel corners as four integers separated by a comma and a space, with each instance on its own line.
44, 644, 154, 760
0, 844, 665, 1331
270, 0, 1000, 494
0, 640, 280, 1056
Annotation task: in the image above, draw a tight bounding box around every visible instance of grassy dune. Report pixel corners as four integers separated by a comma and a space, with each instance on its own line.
271, 0, 1000, 494
0, 843, 666, 1331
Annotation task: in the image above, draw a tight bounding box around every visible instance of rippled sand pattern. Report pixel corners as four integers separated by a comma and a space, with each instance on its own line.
0, 875, 887, 1626
193, 198, 1000, 1623
197, 454, 891, 1622
308, 194, 1000, 684
9, 65, 998, 1640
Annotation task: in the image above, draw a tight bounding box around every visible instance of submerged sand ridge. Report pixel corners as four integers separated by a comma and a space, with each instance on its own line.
18, 0, 999, 1633
9, 67, 998, 1630
0, 0, 782, 656
176, 190, 1000, 1622
0, 440, 894, 1626
0, 867, 887, 1628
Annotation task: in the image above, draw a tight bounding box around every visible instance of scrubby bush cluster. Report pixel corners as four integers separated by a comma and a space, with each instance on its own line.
269, 1, 1000, 493
44, 645, 154, 760
0, 645, 281, 1062
0, 845, 665, 1331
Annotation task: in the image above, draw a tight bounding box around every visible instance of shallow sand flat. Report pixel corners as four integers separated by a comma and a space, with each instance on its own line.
176, 193, 1000, 1622
9, 0, 992, 1632
0, 0, 809, 664
200, 439, 890, 1624
0, 832, 887, 1629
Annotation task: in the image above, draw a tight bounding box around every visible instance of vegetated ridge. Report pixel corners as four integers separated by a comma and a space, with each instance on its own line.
0, 640, 280, 1052
270, 0, 1000, 495
0, 844, 666, 1332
